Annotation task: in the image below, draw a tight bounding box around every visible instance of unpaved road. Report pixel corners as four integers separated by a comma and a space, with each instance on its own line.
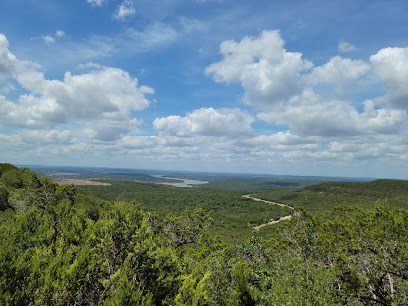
242, 194, 293, 229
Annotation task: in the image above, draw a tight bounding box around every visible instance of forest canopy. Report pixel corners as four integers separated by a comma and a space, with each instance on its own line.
0, 163, 407, 305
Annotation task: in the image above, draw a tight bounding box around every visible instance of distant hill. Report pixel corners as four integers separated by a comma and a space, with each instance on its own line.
254, 179, 408, 216
24, 164, 375, 191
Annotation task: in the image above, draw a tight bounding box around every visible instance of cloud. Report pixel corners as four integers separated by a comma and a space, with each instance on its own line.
229, 131, 322, 154
84, 123, 131, 142
257, 90, 406, 137
35, 30, 66, 45
158, 136, 201, 148
0, 34, 154, 141
176, 17, 206, 34
55, 30, 66, 37
114, 0, 136, 20
2, 29, 408, 177
87, 0, 104, 6
14, 66, 153, 121
0, 34, 18, 75
338, 41, 356, 53
153, 107, 255, 137
46, 17, 204, 66
205, 30, 406, 143
84, 117, 144, 142
0, 94, 65, 129
118, 18, 204, 52
0, 83, 15, 93
74, 20, 190, 60
327, 134, 408, 162
122, 22, 178, 51
205, 30, 312, 106
11, 66, 153, 135
118, 136, 158, 149
18, 129, 74, 145
0, 130, 76, 155
370, 47, 408, 109
42, 35, 55, 44
304, 56, 370, 87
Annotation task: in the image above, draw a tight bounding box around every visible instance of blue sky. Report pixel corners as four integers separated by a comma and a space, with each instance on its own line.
1, 0, 408, 179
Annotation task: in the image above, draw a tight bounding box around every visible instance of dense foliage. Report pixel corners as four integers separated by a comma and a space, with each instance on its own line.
77, 181, 291, 245
1, 164, 408, 305
254, 179, 408, 216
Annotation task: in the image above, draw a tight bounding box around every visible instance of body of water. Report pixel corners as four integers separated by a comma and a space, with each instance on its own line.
151, 175, 208, 187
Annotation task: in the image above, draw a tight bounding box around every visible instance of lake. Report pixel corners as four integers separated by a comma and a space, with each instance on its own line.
151, 175, 208, 187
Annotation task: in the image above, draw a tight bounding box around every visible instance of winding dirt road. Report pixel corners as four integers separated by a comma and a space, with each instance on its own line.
242, 194, 293, 229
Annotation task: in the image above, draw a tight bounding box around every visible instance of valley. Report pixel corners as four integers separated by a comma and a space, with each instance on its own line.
2, 163, 408, 304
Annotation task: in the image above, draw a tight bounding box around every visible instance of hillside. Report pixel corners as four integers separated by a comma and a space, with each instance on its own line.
253, 179, 408, 216
1, 164, 408, 305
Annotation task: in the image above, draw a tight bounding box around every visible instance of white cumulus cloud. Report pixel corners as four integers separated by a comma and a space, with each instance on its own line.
153, 107, 255, 137
257, 90, 406, 137
0, 33, 154, 141
13, 66, 153, 124
0, 94, 65, 129
304, 56, 370, 87
370, 47, 408, 109
0, 34, 18, 75
205, 30, 312, 106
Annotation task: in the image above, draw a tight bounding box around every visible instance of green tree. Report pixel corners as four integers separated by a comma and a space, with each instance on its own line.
0, 184, 10, 211
163, 205, 214, 248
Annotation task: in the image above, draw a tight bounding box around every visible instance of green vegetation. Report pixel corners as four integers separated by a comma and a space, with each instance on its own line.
77, 181, 291, 245
253, 179, 408, 216
1, 163, 408, 305
201, 177, 324, 190
29, 165, 333, 190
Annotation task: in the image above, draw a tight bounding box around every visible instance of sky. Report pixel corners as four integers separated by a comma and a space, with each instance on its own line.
0, 0, 408, 179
